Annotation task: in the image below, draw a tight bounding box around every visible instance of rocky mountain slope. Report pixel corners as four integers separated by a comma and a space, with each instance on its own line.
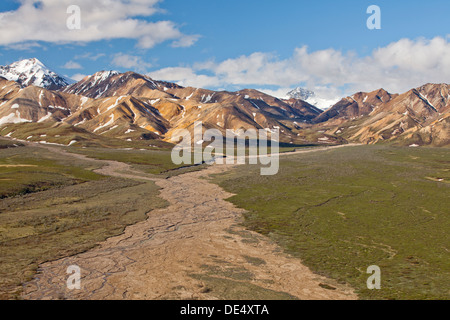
315, 85, 449, 146
314, 88, 398, 123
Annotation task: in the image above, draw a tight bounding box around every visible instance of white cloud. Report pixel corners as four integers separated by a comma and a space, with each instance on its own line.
149, 36, 450, 98
62, 60, 82, 69
75, 52, 106, 61
0, 0, 199, 49
171, 34, 202, 48
5, 42, 42, 51
71, 73, 87, 82
111, 53, 152, 72
149, 67, 221, 88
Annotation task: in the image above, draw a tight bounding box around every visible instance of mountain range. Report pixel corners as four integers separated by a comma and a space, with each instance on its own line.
0, 58, 448, 147
312, 85, 449, 146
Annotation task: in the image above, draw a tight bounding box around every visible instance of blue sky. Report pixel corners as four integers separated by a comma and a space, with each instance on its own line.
1, 0, 450, 99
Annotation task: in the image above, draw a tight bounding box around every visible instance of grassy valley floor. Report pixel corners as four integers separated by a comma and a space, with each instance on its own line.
0, 142, 168, 299
211, 145, 450, 299
1, 141, 448, 300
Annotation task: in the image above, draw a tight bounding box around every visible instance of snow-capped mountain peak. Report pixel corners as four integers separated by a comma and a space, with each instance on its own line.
287, 87, 316, 101
0, 58, 70, 90
91, 70, 120, 85
286, 87, 339, 110
61, 70, 122, 97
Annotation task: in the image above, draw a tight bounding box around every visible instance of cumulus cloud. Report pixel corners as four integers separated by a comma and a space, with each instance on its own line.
148, 36, 450, 98
149, 66, 221, 88
5, 42, 42, 51
75, 52, 106, 61
111, 53, 152, 72
0, 0, 199, 49
70, 73, 87, 82
62, 60, 82, 69
171, 34, 202, 48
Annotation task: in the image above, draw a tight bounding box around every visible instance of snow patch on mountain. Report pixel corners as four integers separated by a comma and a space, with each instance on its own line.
0, 111, 32, 125
62, 70, 120, 96
91, 70, 120, 87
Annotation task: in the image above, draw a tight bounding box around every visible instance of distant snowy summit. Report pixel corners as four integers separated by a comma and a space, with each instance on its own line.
286, 87, 338, 110
287, 87, 316, 101
0, 58, 70, 90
